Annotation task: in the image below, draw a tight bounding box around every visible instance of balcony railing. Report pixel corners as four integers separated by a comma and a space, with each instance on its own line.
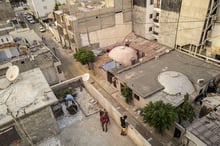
153, 31, 159, 35
153, 18, 159, 23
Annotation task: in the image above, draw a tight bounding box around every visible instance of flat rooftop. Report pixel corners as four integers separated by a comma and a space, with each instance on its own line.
0, 68, 57, 126
117, 50, 220, 99
187, 108, 220, 145
9, 29, 41, 45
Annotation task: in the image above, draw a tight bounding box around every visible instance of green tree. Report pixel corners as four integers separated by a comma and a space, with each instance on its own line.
53, 3, 61, 20
142, 101, 176, 133
53, 3, 60, 11
177, 93, 196, 124
74, 48, 95, 68
199, 106, 212, 118
121, 83, 133, 103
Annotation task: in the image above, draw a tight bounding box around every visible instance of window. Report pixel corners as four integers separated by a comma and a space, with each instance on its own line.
149, 14, 153, 19
134, 94, 140, 101
0, 51, 7, 62
149, 27, 152, 32
0, 126, 21, 146
43, 6, 47, 9
150, 0, 154, 5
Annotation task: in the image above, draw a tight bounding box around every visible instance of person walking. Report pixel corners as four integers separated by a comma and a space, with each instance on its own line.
120, 115, 128, 136
100, 109, 110, 132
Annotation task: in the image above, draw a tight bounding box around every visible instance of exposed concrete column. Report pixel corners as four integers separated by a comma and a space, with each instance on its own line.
194, 46, 198, 56
189, 45, 192, 53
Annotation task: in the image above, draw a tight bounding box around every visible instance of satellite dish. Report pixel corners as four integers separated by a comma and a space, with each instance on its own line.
6, 65, 19, 82
82, 73, 90, 81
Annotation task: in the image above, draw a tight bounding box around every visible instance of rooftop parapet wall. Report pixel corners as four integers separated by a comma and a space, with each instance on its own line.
83, 81, 154, 146
161, 0, 182, 13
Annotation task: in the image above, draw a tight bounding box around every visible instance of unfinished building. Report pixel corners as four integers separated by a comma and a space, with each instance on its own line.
54, 0, 132, 51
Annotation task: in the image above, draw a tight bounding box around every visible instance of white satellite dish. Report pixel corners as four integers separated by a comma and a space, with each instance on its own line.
82, 73, 90, 81
6, 65, 19, 82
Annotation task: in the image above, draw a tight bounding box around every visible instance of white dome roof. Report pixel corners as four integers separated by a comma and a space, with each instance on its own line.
158, 71, 194, 95
109, 46, 137, 66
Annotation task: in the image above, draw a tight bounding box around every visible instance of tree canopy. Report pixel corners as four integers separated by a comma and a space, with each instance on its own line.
142, 101, 176, 133
74, 48, 95, 66
53, 3, 60, 11
121, 83, 133, 104
177, 93, 196, 123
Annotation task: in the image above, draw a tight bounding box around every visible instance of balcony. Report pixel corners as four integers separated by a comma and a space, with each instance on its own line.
154, 3, 160, 8
153, 31, 159, 35
152, 31, 159, 40
67, 25, 72, 31
153, 18, 159, 23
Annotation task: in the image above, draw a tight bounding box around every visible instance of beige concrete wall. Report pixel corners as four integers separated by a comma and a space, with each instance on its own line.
0, 106, 59, 146
76, 8, 115, 33
104, 0, 114, 7
133, 6, 147, 38
210, 23, 220, 47
158, 10, 179, 48
20, 107, 59, 143
176, 0, 209, 46
216, 6, 220, 22
88, 13, 132, 48
84, 81, 151, 146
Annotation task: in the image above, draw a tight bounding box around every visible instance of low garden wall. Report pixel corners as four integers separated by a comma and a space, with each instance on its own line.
84, 81, 151, 146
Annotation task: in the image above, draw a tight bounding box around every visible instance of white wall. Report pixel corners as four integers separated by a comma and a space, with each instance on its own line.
176, 0, 210, 46
31, 0, 56, 18
145, 0, 155, 40
158, 10, 179, 48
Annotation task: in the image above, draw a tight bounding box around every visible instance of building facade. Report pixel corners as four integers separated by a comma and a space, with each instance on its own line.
0, 68, 59, 146
54, 0, 132, 51
133, 0, 220, 64
27, 0, 56, 19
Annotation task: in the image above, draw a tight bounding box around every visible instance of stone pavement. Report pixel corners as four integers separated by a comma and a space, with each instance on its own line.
44, 32, 179, 146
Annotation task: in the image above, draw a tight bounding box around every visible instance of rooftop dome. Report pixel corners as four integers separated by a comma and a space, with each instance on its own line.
109, 46, 137, 66
158, 71, 194, 95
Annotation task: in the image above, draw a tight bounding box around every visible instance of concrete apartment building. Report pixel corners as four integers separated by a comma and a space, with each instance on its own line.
54, 0, 219, 63
132, 0, 154, 40
131, 0, 220, 64
0, 29, 64, 85
0, 68, 59, 146
27, 0, 66, 19
0, 0, 15, 35
54, 0, 132, 51
0, 0, 15, 23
